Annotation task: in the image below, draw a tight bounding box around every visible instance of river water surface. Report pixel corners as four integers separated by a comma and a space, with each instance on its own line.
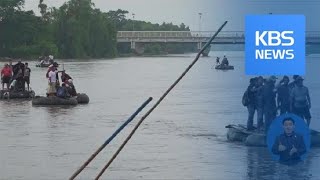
0, 52, 320, 180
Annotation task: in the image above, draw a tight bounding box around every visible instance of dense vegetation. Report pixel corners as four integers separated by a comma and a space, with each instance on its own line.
0, 0, 194, 59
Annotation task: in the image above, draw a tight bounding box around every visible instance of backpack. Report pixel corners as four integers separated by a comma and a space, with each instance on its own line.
242, 89, 250, 107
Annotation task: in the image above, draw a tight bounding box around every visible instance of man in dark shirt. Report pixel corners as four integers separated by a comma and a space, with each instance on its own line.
24, 63, 31, 91
13, 60, 25, 91
272, 117, 306, 165
277, 76, 290, 114
246, 77, 257, 131
288, 75, 299, 92
263, 76, 277, 132
61, 70, 72, 83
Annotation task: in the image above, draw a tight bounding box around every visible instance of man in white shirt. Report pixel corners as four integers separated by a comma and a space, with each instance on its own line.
47, 65, 57, 96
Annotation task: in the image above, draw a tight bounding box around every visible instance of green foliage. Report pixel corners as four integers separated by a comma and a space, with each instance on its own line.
0, 1, 192, 58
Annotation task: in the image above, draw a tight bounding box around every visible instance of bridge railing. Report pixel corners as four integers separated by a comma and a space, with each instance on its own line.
117, 31, 245, 39
117, 31, 320, 39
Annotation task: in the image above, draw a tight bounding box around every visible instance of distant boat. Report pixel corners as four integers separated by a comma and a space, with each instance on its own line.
0, 89, 35, 99
36, 61, 59, 68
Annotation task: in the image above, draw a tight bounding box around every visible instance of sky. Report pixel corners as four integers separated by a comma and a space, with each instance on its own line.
24, 0, 320, 31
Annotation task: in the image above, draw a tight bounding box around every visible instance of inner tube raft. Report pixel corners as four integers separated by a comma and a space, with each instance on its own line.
215, 65, 234, 70
76, 93, 89, 104
226, 124, 320, 147
32, 96, 78, 106
36, 62, 59, 68
0, 90, 35, 99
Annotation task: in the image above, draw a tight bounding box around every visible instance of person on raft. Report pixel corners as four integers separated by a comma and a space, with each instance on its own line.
47, 64, 58, 96
221, 55, 229, 66
243, 75, 312, 133
216, 57, 220, 65
272, 117, 306, 165
276, 76, 291, 115
61, 70, 72, 83
1, 63, 13, 90
262, 76, 278, 132
56, 83, 70, 99
246, 76, 264, 131
65, 79, 77, 96
290, 76, 312, 127
24, 63, 31, 91
12, 60, 26, 91
288, 75, 299, 91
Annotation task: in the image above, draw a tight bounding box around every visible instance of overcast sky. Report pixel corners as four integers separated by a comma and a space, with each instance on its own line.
24, 0, 320, 31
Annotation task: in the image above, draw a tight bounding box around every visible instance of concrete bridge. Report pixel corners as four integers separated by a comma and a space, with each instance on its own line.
117, 31, 320, 55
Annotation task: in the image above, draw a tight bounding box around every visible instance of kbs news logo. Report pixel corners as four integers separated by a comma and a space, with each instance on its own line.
245, 15, 305, 75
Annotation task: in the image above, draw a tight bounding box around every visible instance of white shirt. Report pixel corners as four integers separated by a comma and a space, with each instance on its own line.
49, 70, 57, 82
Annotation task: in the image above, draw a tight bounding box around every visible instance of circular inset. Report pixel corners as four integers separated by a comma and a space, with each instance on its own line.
267, 113, 310, 164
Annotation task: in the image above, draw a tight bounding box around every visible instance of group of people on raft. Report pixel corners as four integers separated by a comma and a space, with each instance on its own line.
1, 59, 77, 99
46, 64, 77, 99
244, 75, 311, 132
1, 60, 31, 92
216, 55, 229, 66
38, 55, 56, 65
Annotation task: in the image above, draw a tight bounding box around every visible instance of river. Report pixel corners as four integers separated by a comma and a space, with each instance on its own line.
0, 52, 320, 180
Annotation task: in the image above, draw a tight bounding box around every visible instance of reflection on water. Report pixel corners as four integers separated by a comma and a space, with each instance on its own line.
0, 52, 320, 179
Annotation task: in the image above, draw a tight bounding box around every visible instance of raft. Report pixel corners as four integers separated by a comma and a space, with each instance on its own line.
76, 93, 89, 104
0, 90, 35, 99
226, 124, 320, 147
36, 62, 59, 68
215, 64, 234, 70
32, 96, 78, 106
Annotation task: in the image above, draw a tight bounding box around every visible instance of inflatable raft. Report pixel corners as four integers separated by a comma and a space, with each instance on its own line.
226, 124, 320, 147
32, 96, 78, 106
36, 62, 59, 68
215, 64, 234, 70
76, 93, 89, 104
32, 93, 89, 106
0, 90, 35, 99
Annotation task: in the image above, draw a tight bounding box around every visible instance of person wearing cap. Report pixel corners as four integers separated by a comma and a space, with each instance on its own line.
263, 75, 278, 132
254, 76, 265, 130
246, 77, 258, 131
1, 64, 13, 90
47, 66, 58, 96
46, 64, 56, 79
290, 76, 311, 126
288, 75, 299, 91
246, 76, 265, 131
277, 76, 290, 114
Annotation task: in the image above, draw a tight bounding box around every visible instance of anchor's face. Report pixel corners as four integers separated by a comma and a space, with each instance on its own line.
283, 121, 295, 134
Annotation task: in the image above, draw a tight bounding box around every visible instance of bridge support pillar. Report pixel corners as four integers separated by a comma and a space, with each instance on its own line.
197, 42, 211, 57
131, 41, 145, 55
197, 42, 202, 50
131, 41, 136, 49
